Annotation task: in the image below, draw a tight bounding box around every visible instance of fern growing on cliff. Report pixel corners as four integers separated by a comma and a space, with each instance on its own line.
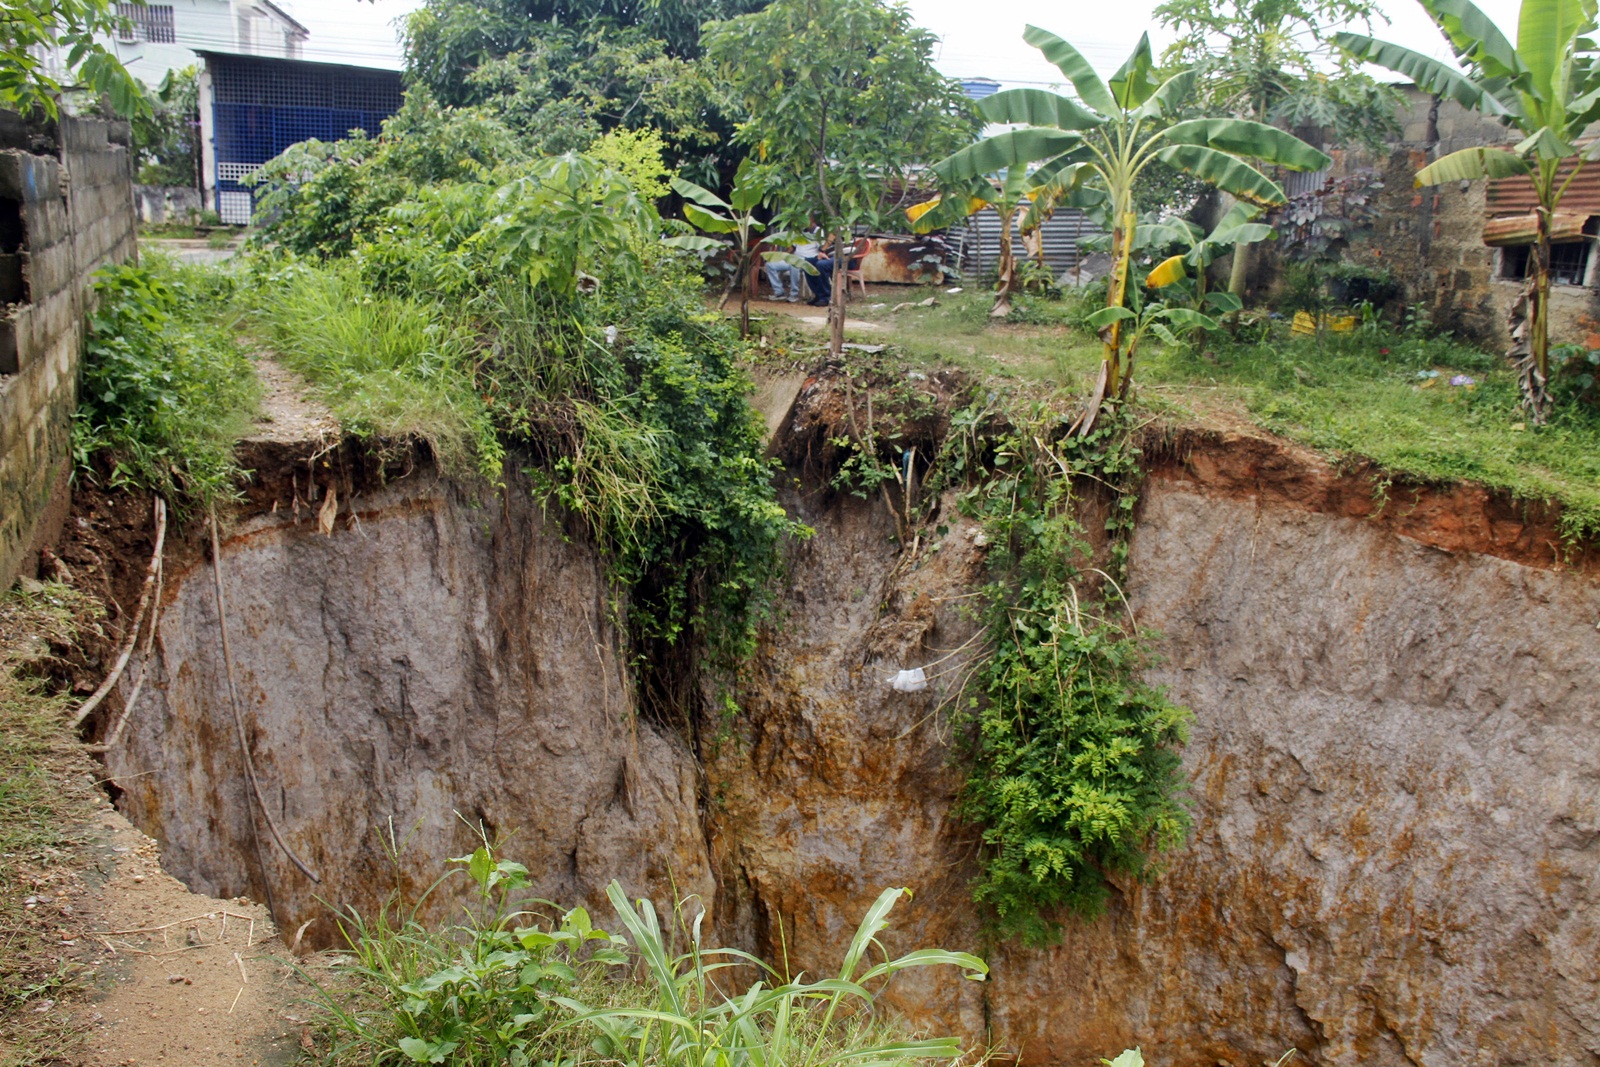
953, 410, 1191, 944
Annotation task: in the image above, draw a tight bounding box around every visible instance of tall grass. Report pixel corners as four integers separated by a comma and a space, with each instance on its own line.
251, 262, 505, 480
303, 842, 987, 1067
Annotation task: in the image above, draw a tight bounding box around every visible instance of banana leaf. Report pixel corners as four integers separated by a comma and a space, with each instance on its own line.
1133, 69, 1198, 122
979, 88, 1104, 130
1413, 146, 1532, 185
1108, 33, 1161, 110
1160, 118, 1331, 170
1155, 145, 1287, 204
931, 129, 1085, 181
1420, 0, 1528, 80
1334, 33, 1514, 116
1022, 25, 1118, 116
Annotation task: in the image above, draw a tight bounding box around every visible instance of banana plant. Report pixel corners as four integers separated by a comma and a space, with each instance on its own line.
931, 26, 1330, 431
906, 166, 1049, 316
1142, 201, 1275, 312
663, 157, 815, 338
1086, 282, 1221, 387
1336, 0, 1600, 424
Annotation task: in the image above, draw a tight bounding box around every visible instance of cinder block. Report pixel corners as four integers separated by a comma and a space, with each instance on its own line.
0, 150, 60, 203
25, 197, 70, 248
24, 241, 75, 301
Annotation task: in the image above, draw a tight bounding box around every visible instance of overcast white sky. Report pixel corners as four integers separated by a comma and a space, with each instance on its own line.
276, 0, 1527, 82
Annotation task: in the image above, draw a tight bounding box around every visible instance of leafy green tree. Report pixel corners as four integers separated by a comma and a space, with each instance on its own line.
1337, 0, 1597, 424
131, 67, 199, 187
402, 0, 767, 180
932, 26, 1328, 429
1155, 0, 1396, 294
704, 0, 979, 354
1, 0, 144, 118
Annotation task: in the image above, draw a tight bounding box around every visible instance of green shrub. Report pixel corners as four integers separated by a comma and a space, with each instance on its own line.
949, 410, 1191, 944
74, 257, 259, 514
308, 842, 987, 1067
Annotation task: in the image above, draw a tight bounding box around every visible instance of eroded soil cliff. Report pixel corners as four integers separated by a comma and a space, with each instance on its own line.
84, 381, 1600, 1066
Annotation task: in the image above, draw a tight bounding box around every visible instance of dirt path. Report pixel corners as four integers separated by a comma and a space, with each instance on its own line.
8, 788, 310, 1067
74, 808, 303, 1066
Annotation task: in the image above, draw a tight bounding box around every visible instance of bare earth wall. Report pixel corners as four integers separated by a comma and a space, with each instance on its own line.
103, 423, 1600, 1066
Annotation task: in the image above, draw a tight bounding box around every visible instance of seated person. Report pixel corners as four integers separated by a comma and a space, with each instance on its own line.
795, 232, 833, 307
765, 255, 804, 303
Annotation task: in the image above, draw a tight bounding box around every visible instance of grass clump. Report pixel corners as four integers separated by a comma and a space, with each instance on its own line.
307, 841, 987, 1067
74, 256, 259, 515
0, 581, 104, 1065
251, 261, 504, 480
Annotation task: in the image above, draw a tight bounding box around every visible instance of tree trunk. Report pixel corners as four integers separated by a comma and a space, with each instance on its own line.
1227, 240, 1250, 297
829, 232, 846, 356
1526, 223, 1552, 424
1100, 204, 1136, 398
992, 207, 1016, 317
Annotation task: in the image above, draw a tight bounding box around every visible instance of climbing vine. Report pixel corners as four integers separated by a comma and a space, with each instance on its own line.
947, 406, 1191, 944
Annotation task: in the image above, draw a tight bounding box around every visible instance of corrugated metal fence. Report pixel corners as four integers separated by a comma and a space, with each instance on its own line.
952, 208, 1103, 279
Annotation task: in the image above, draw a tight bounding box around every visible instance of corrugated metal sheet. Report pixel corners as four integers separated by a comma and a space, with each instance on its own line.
1482, 212, 1591, 246
1283, 168, 1331, 198
1486, 156, 1600, 216
953, 209, 1103, 279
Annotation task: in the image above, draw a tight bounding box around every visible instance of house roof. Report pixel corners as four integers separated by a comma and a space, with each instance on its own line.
194, 49, 402, 79
255, 0, 310, 38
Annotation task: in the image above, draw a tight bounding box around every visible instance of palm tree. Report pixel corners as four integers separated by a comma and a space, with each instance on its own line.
931, 26, 1329, 430
1337, 0, 1599, 423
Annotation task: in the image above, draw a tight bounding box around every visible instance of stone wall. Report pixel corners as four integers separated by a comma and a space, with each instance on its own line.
0, 112, 137, 585
1270, 89, 1600, 350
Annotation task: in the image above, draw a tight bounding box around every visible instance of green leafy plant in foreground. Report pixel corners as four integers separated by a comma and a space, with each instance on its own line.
74, 258, 259, 515
951, 410, 1191, 944
309, 843, 987, 1067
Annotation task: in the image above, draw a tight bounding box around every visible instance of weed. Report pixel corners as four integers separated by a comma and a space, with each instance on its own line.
249, 260, 504, 481
73, 256, 259, 516
305, 841, 987, 1067
949, 411, 1191, 944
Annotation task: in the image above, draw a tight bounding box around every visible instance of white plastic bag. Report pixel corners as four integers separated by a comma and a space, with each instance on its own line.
890, 667, 927, 692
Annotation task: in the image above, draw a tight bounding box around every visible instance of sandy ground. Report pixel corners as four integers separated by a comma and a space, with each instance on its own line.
247, 357, 340, 446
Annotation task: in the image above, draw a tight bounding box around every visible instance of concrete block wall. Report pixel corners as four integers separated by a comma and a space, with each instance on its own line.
0, 112, 136, 586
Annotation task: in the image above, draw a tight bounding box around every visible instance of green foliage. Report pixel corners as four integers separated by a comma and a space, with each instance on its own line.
249, 94, 526, 258
130, 67, 199, 187
74, 258, 259, 515
244, 116, 799, 716
704, 0, 979, 235
251, 261, 504, 480
1155, 0, 1399, 150
588, 128, 672, 202
0, 0, 144, 119
310, 842, 987, 1067
948, 411, 1191, 943
402, 1, 764, 181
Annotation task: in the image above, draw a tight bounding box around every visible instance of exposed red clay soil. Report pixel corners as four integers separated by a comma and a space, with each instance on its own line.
1146, 426, 1597, 574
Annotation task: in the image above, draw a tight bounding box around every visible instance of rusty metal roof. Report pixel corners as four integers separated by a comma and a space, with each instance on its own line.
1486, 158, 1600, 216
1482, 212, 1591, 245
